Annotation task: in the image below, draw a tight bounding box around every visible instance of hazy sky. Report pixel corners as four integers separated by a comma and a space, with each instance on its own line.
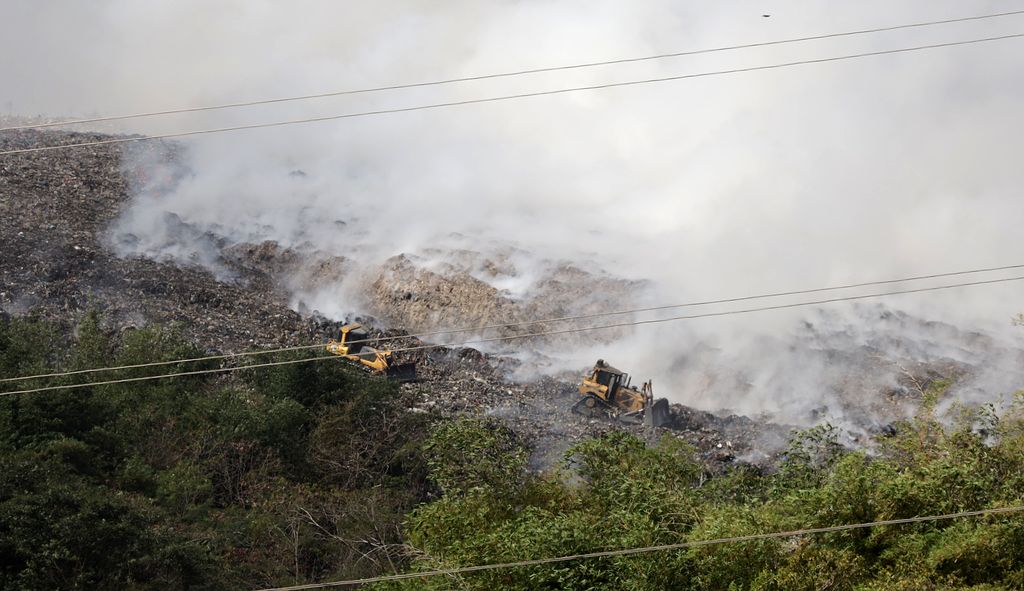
4, 1, 1023, 424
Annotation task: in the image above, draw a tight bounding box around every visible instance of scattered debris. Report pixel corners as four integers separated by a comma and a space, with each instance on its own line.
0, 129, 784, 471
4, 129, 1020, 473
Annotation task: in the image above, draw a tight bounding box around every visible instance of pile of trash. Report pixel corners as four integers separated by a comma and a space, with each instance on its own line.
0, 130, 320, 351
0, 129, 784, 470
5, 129, 1020, 471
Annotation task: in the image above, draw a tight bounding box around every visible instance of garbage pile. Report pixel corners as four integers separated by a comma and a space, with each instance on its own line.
5, 129, 1020, 471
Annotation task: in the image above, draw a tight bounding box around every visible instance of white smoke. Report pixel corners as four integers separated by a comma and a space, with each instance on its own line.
4, 0, 1024, 426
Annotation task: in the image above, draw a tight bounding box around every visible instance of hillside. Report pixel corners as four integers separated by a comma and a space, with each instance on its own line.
2, 313, 1023, 590
1, 129, 793, 465
2, 130, 1024, 589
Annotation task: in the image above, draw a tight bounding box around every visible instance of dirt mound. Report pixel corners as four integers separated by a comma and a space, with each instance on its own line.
365, 251, 645, 346
369, 253, 518, 335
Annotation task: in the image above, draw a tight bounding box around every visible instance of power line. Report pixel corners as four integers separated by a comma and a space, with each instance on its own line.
2, 273, 1021, 397
253, 505, 1024, 590
425, 262, 1024, 341
3, 32, 1022, 157
0, 354, 347, 397
2, 261, 1022, 385
402, 274, 1024, 354
0, 341, 326, 384
3, 9, 1022, 133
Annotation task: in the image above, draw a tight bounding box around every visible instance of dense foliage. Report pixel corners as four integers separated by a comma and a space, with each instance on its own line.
0, 313, 432, 590
2, 313, 1023, 589
382, 391, 1024, 590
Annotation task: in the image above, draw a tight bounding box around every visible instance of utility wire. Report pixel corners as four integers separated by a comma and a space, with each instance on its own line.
409, 262, 1024, 342
3, 32, 1022, 157
3, 9, 1023, 133
253, 505, 1024, 590
2, 262, 1023, 385
2, 273, 1022, 397
0, 354, 347, 397
402, 274, 1024, 353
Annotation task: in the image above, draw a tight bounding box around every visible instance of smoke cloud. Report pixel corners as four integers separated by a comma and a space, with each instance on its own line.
4, 0, 1024, 428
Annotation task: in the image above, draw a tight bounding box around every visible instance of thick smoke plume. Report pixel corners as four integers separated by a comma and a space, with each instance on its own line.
4, 0, 1024, 428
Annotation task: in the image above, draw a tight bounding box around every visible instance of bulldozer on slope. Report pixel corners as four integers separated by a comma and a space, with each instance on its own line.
572, 359, 671, 428
325, 323, 417, 381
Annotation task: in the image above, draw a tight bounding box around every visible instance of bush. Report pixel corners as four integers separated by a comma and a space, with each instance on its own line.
0, 315, 435, 589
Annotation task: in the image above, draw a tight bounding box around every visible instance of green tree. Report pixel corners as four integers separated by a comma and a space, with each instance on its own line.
422, 417, 527, 497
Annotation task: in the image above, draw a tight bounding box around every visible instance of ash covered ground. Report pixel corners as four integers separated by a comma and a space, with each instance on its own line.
3, 129, 1023, 470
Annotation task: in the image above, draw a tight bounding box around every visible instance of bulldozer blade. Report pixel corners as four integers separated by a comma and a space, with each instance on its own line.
617, 410, 645, 425
644, 398, 671, 429
385, 363, 418, 382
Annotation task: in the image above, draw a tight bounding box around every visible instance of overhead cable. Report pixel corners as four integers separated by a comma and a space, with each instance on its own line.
3, 9, 1023, 133
2, 261, 1022, 385
253, 505, 1024, 590
2, 32, 1022, 156
2, 273, 1022, 396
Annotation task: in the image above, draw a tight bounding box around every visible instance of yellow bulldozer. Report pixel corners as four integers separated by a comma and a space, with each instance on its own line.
325, 323, 417, 381
572, 359, 671, 428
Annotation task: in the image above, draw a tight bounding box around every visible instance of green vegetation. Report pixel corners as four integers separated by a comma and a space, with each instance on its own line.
2, 313, 1023, 590
0, 313, 432, 590
382, 388, 1024, 590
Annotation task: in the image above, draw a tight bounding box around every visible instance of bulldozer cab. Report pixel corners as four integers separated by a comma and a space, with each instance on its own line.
594, 368, 622, 400
339, 324, 369, 354
594, 368, 617, 387
589, 360, 627, 402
